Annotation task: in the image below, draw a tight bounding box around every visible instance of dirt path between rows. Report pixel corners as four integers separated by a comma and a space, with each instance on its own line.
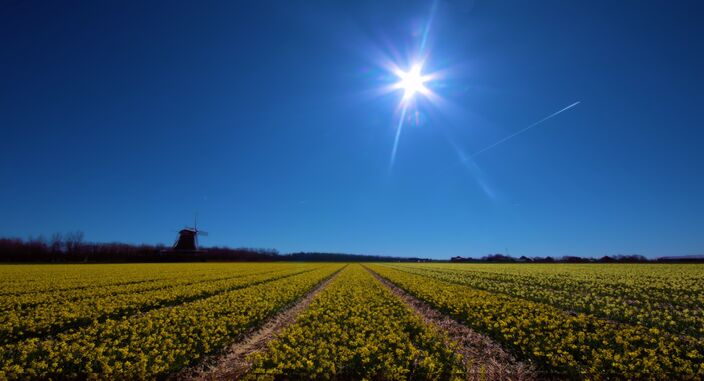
365, 266, 537, 381
173, 267, 344, 381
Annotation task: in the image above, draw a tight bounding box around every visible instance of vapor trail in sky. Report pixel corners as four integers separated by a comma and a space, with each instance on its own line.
472, 101, 581, 158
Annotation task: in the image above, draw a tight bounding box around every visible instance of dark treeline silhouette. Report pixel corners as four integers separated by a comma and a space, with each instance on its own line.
282, 252, 431, 262
0, 235, 428, 263
0, 236, 279, 263
2, 235, 701, 263
450, 253, 704, 263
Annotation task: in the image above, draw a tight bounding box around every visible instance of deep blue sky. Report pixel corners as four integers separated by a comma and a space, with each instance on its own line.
1, 1, 702, 258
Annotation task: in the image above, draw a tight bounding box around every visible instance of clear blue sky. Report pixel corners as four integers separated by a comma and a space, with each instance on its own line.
1, 1, 702, 259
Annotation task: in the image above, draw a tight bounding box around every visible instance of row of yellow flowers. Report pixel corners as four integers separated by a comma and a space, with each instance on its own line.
247, 264, 463, 380
399, 263, 704, 308
0, 264, 303, 345
391, 263, 704, 338
0, 263, 262, 309
0, 263, 243, 295
0, 264, 341, 379
368, 264, 704, 379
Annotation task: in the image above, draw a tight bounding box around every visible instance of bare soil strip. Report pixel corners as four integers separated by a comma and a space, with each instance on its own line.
174, 267, 345, 381
365, 266, 537, 381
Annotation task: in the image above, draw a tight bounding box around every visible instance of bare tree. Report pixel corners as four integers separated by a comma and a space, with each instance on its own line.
50, 233, 63, 252
50, 233, 63, 261
64, 231, 84, 256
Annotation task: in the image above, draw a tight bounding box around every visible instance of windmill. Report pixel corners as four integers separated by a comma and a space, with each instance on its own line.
172, 216, 208, 251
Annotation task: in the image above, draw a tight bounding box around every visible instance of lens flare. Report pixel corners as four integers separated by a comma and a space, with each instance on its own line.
394, 62, 430, 101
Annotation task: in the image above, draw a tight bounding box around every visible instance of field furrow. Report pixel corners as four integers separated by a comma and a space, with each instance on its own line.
245, 264, 465, 380
0, 264, 343, 379
182, 265, 347, 380
363, 265, 535, 380
387, 263, 704, 338
0, 266, 314, 345
368, 264, 704, 379
1, 262, 702, 380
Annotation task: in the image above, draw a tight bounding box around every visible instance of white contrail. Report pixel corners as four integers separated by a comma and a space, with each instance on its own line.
472, 101, 581, 158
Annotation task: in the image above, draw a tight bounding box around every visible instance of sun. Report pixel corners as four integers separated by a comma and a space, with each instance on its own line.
394, 62, 430, 101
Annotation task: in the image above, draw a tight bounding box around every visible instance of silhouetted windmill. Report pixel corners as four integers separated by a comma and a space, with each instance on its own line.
172, 216, 208, 251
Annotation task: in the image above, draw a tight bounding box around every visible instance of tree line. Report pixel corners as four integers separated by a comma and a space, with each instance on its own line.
1, 234, 699, 263
450, 253, 704, 263
0, 234, 428, 263
0, 233, 278, 262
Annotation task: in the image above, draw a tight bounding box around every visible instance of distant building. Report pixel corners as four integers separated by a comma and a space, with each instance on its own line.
173, 229, 199, 251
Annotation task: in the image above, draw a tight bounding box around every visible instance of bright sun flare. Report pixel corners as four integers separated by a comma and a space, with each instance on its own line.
395, 63, 429, 101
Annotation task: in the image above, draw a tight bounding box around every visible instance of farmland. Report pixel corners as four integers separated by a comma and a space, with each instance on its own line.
369, 264, 704, 378
0, 263, 703, 379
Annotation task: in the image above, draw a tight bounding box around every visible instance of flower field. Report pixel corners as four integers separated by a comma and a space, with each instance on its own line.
366, 263, 704, 379
0, 262, 703, 380
0, 263, 342, 379
247, 265, 463, 380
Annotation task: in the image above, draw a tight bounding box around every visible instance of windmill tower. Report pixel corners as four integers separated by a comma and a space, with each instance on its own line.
172, 216, 208, 251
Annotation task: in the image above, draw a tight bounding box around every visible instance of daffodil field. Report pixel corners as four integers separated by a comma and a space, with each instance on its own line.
0, 262, 702, 379
0, 263, 343, 379
247, 265, 464, 379
367, 263, 704, 379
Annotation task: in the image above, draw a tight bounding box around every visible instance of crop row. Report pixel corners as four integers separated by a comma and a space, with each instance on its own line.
0, 265, 286, 312
430, 262, 701, 303
389, 264, 704, 338
246, 265, 463, 380
0, 264, 342, 379
368, 264, 704, 379
402, 263, 704, 306
0, 263, 230, 295
0, 266, 308, 345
